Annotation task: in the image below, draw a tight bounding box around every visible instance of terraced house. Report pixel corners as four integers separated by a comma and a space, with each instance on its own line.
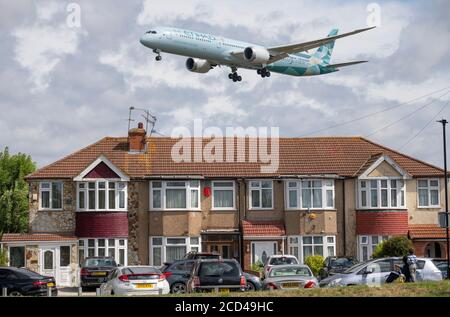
1, 123, 449, 287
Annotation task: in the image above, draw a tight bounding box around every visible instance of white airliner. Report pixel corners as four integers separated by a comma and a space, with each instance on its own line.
140, 26, 374, 82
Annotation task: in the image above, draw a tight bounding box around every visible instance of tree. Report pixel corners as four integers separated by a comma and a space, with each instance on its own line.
304, 255, 325, 277
372, 236, 413, 258
0, 147, 36, 236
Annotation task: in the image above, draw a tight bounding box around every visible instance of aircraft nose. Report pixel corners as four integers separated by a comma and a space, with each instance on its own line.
139, 34, 147, 46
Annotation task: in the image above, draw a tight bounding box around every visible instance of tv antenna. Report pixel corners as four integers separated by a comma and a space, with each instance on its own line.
128, 106, 158, 137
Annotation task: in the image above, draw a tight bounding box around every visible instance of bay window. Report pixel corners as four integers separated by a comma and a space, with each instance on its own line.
418, 179, 440, 207
39, 181, 63, 210
285, 179, 334, 210
358, 235, 389, 261
150, 181, 200, 210
78, 238, 127, 265
77, 181, 127, 211
212, 181, 235, 210
358, 179, 405, 209
149, 236, 201, 265
249, 180, 273, 209
288, 235, 335, 263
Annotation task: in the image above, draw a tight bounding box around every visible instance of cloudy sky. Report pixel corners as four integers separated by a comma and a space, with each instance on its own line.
1, 0, 450, 169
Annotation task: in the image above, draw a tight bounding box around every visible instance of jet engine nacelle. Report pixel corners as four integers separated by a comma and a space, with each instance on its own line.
186, 58, 211, 73
243, 46, 270, 64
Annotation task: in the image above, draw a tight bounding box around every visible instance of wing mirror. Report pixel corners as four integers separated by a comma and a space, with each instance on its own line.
182, 273, 191, 278
364, 267, 376, 275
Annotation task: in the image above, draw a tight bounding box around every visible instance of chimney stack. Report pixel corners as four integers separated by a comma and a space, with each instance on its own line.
128, 122, 146, 152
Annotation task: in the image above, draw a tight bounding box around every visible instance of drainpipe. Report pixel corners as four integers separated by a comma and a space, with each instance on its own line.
342, 179, 347, 256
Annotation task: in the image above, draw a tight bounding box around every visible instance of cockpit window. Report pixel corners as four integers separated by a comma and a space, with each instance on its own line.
146, 30, 157, 34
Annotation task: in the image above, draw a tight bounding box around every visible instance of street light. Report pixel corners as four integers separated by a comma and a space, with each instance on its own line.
437, 119, 450, 279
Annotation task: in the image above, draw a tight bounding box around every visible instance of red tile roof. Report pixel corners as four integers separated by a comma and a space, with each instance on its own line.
0, 233, 77, 242
25, 136, 444, 179
242, 220, 286, 237
408, 224, 450, 239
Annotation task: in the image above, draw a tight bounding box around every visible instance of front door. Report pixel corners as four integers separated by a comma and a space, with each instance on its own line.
208, 244, 231, 259
41, 248, 56, 280
251, 242, 277, 265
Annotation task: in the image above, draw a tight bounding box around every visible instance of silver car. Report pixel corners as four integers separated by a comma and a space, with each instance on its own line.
263, 265, 319, 290
319, 257, 442, 287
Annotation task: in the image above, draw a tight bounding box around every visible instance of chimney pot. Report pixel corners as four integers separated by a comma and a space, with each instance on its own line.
138, 122, 144, 129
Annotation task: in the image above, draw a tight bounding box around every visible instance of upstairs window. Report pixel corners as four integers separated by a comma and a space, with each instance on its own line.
249, 180, 273, 209
418, 179, 440, 207
286, 180, 334, 210
358, 179, 405, 209
77, 181, 127, 211
150, 181, 200, 211
212, 181, 235, 210
39, 182, 63, 210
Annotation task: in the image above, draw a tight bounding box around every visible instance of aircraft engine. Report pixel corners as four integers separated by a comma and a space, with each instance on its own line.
185, 58, 212, 73
243, 46, 270, 64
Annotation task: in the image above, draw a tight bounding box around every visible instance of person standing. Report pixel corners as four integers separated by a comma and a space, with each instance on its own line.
405, 248, 418, 282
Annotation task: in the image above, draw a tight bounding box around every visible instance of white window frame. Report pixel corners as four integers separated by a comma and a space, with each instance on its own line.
249, 180, 274, 210
149, 236, 201, 265
39, 181, 63, 210
417, 179, 440, 208
287, 235, 336, 264
358, 178, 405, 209
78, 238, 127, 265
358, 235, 390, 262
149, 181, 201, 211
211, 181, 236, 210
76, 180, 127, 212
285, 179, 335, 210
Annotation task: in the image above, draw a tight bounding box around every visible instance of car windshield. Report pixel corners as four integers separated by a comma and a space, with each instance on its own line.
343, 262, 369, 274
269, 257, 298, 265
269, 267, 311, 277
84, 258, 117, 267
200, 262, 239, 277
330, 258, 357, 268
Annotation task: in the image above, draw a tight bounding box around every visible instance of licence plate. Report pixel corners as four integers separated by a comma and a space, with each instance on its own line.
47, 282, 55, 287
91, 272, 107, 276
282, 282, 300, 288
135, 283, 154, 289
219, 288, 230, 294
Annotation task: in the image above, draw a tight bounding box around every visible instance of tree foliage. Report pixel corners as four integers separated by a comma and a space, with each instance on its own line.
305, 255, 325, 277
0, 147, 36, 235
372, 236, 413, 258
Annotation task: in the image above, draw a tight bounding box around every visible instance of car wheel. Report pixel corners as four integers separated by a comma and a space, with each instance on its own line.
246, 282, 256, 292
171, 282, 187, 294
9, 291, 22, 296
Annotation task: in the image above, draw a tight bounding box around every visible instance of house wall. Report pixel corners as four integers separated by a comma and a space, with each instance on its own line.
28, 180, 76, 233
245, 180, 285, 221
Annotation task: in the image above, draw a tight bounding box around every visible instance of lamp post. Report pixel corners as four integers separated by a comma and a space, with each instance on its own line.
437, 119, 450, 279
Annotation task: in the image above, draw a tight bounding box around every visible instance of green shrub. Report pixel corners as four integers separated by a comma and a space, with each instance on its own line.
251, 260, 264, 272
0, 247, 8, 266
372, 236, 413, 258
305, 255, 325, 277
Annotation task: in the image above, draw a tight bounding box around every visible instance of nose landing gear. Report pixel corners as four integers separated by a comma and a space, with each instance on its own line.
153, 49, 162, 61
257, 68, 271, 78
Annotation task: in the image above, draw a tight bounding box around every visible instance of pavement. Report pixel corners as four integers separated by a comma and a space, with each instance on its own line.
57, 287, 97, 297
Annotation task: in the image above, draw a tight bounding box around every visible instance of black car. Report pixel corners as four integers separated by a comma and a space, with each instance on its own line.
183, 251, 221, 260
80, 257, 118, 290
0, 267, 58, 296
186, 259, 247, 293
320, 256, 359, 279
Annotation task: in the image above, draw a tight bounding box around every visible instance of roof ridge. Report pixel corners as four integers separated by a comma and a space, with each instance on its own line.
25, 137, 110, 179
359, 137, 444, 173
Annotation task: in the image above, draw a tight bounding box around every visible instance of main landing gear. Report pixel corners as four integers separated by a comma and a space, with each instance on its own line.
228, 67, 242, 82
257, 68, 271, 78
153, 49, 162, 61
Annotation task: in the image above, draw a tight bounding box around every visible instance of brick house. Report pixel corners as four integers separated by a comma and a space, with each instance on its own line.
1, 124, 448, 286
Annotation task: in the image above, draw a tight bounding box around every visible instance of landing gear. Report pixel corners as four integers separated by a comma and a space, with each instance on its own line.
258, 68, 271, 78
153, 48, 162, 61
228, 67, 242, 82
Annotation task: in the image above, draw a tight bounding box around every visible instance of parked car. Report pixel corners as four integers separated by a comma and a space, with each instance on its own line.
432, 259, 449, 279
100, 266, 170, 296
263, 264, 318, 290
186, 259, 247, 293
163, 259, 261, 293
319, 257, 443, 287
0, 267, 58, 296
320, 256, 359, 279
80, 256, 118, 290
263, 255, 299, 278
183, 251, 221, 260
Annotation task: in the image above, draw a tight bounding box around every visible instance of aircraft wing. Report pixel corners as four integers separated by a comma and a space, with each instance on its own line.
326, 60, 368, 68
266, 26, 375, 64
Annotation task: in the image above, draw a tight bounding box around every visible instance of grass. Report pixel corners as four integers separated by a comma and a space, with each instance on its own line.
166, 280, 450, 297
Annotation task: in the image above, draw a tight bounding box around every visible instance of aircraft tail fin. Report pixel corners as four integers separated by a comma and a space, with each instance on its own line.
313, 28, 338, 65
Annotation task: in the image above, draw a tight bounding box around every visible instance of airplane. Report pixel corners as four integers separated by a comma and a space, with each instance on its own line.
139, 26, 375, 82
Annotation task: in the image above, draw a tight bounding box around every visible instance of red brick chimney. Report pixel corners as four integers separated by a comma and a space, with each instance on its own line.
128, 122, 146, 152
